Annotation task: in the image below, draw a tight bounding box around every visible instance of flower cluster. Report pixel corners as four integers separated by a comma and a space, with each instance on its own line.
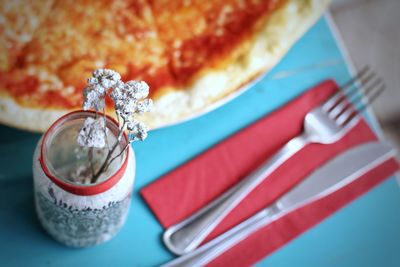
79, 68, 152, 149
110, 80, 153, 141
82, 69, 121, 111
77, 117, 107, 148
127, 121, 148, 141
110, 81, 150, 118
75, 68, 153, 183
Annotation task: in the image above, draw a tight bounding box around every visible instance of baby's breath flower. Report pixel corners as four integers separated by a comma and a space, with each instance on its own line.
128, 121, 148, 141
119, 110, 131, 122
82, 69, 152, 132
77, 117, 107, 148
92, 69, 121, 89
109, 79, 152, 129
77, 69, 153, 183
110, 81, 125, 101
126, 120, 136, 131
135, 99, 153, 114
77, 68, 152, 184
125, 81, 149, 99
83, 69, 123, 111
93, 84, 106, 95
87, 77, 97, 86
82, 87, 105, 111
124, 99, 135, 113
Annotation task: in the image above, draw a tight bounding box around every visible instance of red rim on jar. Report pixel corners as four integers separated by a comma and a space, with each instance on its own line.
39, 110, 129, 196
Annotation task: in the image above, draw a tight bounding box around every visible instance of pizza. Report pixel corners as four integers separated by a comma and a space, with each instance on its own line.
0, 0, 330, 132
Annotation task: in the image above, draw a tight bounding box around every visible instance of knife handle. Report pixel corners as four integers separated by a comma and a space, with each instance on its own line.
161, 205, 280, 267
163, 134, 309, 255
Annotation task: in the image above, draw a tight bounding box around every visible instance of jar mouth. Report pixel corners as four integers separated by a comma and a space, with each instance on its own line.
40, 110, 129, 196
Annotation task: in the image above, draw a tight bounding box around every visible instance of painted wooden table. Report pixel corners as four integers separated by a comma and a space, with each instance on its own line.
1, 16, 399, 267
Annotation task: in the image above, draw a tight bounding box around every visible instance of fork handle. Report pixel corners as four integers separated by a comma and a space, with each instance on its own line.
161, 206, 280, 267
163, 134, 309, 255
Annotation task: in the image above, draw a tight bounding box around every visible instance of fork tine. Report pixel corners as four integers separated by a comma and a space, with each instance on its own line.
359, 83, 386, 110
333, 76, 383, 120
338, 112, 362, 130
339, 66, 370, 92
335, 83, 385, 126
327, 70, 380, 119
322, 66, 370, 111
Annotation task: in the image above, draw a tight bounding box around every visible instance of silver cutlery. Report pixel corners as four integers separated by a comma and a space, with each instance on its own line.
162, 141, 396, 267
163, 67, 385, 255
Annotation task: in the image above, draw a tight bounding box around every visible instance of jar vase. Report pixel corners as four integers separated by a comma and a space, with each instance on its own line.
32, 111, 135, 247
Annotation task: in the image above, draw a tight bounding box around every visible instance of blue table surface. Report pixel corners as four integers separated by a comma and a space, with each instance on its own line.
1, 17, 400, 267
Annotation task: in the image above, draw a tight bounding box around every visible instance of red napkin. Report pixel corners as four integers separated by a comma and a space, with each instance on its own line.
141, 80, 399, 266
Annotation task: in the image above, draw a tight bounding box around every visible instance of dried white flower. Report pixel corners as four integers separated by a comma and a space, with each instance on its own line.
83, 69, 122, 111
125, 81, 149, 99
77, 117, 107, 148
76, 68, 152, 184
87, 77, 97, 86
135, 99, 153, 114
82, 87, 105, 111
92, 68, 121, 89
127, 121, 148, 141
119, 110, 131, 121
109, 80, 152, 127
109, 80, 125, 102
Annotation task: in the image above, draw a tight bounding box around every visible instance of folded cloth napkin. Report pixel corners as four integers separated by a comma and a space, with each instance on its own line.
141, 80, 399, 266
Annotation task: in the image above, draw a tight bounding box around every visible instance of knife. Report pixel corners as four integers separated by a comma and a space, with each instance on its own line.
161, 141, 396, 267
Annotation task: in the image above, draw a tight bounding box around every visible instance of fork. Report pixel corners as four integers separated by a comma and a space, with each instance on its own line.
163, 67, 385, 255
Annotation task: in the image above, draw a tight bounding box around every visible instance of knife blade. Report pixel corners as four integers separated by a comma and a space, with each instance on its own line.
275, 141, 396, 212
161, 141, 396, 267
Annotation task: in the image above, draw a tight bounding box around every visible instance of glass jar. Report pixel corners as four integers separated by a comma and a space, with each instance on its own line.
32, 110, 135, 247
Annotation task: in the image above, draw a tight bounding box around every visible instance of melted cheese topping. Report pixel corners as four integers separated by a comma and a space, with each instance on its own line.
1, 0, 167, 107
151, 0, 282, 84
0, 0, 55, 71
0, 0, 281, 108
0, 0, 330, 132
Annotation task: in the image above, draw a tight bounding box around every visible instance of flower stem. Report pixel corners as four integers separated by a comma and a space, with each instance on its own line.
102, 142, 130, 173
103, 108, 110, 150
88, 147, 95, 178
91, 121, 126, 183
